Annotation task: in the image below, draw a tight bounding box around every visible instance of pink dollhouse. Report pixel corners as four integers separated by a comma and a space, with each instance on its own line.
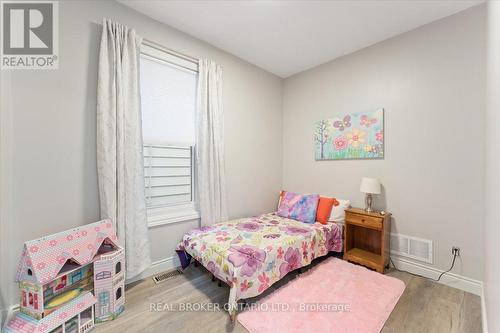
4, 219, 125, 333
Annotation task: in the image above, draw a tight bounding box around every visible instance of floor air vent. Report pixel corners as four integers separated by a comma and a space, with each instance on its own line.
390, 233, 433, 264
153, 269, 183, 284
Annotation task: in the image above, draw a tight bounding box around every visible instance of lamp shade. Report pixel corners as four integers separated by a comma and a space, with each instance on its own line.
360, 177, 381, 194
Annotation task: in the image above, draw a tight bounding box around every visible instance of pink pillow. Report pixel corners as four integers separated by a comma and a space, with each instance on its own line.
277, 191, 320, 223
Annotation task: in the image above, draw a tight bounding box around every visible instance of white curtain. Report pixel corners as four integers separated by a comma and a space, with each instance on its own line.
96, 19, 151, 278
196, 59, 228, 226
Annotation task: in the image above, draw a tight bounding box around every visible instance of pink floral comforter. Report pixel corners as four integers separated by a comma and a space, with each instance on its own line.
176, 213, 343, 313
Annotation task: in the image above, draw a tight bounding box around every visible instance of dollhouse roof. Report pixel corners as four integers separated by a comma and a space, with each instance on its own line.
16, 219, 120, 284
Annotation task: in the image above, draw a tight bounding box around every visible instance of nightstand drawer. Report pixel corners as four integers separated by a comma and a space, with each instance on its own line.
346, 213, 382, 229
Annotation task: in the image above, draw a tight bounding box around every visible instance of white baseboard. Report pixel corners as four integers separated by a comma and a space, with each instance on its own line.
481, 287, 488, 333
126, 256, 181, 284
391, 256, 483, 296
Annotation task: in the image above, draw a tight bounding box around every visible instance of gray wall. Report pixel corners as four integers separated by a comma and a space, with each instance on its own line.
484, 2, 500, 331
282, 6, 485, 280
0, 0, 283, 310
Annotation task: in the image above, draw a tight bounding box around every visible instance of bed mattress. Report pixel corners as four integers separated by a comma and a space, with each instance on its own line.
176, 213, 343, 313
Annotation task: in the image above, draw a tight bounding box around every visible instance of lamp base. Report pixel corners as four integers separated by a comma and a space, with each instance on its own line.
364, 193, 373, 212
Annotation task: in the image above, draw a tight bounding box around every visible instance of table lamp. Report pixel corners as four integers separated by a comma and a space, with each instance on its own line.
360, 177, 381, 212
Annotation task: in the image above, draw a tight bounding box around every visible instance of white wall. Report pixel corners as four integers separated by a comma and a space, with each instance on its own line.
484, 2, 500, 331
282, 6, 485, 281
0, 0, 283, 311
0, 72, 14, 324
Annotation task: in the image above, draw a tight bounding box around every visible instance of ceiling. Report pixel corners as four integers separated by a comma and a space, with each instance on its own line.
120, 0, 484, 78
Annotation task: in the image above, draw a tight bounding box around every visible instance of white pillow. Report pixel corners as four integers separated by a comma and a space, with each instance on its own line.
328, 199, 351, 222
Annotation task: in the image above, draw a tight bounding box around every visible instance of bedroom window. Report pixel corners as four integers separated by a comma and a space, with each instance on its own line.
140, 41, 199, 227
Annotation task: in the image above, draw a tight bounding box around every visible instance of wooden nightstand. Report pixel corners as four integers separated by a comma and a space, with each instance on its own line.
343, 208, 391, 273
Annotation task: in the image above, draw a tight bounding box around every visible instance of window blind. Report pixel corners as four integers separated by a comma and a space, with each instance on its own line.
143, 144, 193, 208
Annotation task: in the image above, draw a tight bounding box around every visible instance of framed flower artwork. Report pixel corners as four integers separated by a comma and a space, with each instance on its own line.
314, 109, 384, 160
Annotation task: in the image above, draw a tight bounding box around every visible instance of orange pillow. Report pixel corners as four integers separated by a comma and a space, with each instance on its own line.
316, 197, 335, 224
278, 190, 285, 207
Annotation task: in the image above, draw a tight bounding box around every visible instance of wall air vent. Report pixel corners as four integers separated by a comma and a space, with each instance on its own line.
390, 233, 433, 264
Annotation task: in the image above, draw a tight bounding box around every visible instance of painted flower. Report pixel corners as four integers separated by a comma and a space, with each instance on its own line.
282, 225, 311, 236
206, 261, 220, 277
257, 272, 270, 293
376, 130, 383, 142
277, 247, 284, 259
279, 248, 301, 278
372, 144, 383, 155
228, 245, 266, 277
57, 255, 66, 265
240, 279, 253, 292
333, 136, 348, 151
302, 241, 309, 260
325, 230, 337, 251
235, 222, 263, 232
199, 225, 215, 232
364, 144, 373, 153
216, 231, 230, 242
345, 128, 366, 147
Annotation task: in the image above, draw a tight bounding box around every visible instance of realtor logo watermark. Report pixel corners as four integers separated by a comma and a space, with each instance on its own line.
1, 0, 58, 69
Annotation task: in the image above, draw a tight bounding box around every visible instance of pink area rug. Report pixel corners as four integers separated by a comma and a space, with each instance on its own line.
238, 257, 405, 333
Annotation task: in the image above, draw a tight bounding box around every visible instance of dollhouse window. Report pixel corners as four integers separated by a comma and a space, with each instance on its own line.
96, 271, 111, 280
115, 262, 121, 274
71, 270, 82, 284
116, 287, 122, 300
43, 287, 53, 298
27, 268, 32, 276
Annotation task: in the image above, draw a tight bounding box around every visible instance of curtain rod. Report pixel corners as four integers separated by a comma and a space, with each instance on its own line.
142, 38, 199, 65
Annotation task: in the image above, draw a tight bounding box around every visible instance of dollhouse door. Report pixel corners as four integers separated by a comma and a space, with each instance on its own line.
99, 291, 109, 316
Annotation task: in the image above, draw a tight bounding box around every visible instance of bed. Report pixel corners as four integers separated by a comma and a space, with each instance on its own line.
176, 212, 343, 318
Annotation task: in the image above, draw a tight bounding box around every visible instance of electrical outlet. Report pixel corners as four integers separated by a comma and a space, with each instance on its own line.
452, 247, 460, 256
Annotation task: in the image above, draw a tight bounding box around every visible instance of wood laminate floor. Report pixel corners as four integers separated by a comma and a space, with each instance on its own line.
94, 255, 481, 333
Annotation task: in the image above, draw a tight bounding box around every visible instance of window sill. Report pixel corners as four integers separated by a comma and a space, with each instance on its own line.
147, 204, 200, 228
